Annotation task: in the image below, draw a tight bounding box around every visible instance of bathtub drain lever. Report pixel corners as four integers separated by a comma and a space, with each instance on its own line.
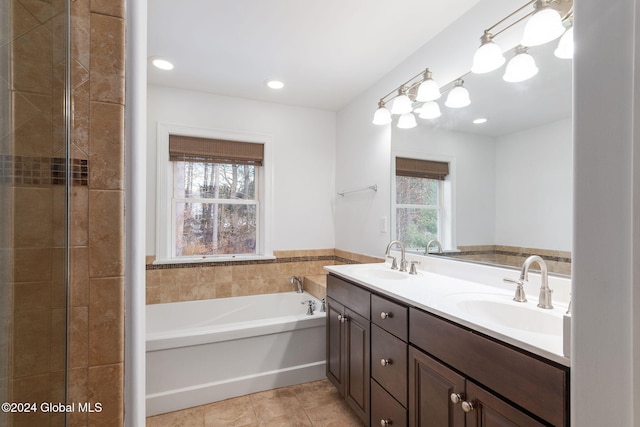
301, 300, 316, 315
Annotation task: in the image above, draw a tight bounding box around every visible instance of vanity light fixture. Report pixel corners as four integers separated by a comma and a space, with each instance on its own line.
521, 0, 566, 47
416, 69, 441, 102
372, 100, 392, 125
471, 32, 505, 74
554, 24, 573, 59
371, 0, 572, 129
390, 86, 413, 115
503, 46, 539, 82
397, 112, 418, 129
445, 80, 471, 109
418, 101, 442, 119
150, 57, 174, 71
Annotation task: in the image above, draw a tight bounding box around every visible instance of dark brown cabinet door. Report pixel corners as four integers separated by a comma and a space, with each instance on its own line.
345, 307, 371, 424
326, 297, 345, 395
464, 382, 546, 427
409, 346, 465, 427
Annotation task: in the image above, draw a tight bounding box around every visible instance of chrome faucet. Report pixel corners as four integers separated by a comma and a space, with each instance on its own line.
290, 276, 303, 293
424, 239, 443, 255
301, 300, 315, 315
521, 255, 553, 309
384, 240, 407, 272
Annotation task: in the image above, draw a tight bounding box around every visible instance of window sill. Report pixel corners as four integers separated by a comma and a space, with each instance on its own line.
152, 254, 276, 265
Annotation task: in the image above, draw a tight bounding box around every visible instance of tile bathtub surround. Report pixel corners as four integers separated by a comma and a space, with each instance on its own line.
146, 379, 364, 427
145, 249, 384, 304
446, 245, 572, 275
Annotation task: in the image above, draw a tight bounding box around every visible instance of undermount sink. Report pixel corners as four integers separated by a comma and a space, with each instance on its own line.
349, 266, 409, 281
442, 293, 563, 337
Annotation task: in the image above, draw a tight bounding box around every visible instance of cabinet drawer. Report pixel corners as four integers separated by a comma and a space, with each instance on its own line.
371, 293, 408, 341
372, 324, 407, 406
410, 308, 567, 427
327, 274, 370, 319
372, 379, 407, 427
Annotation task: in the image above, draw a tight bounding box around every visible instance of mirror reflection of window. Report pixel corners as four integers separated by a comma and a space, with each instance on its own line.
394, 157, 451, 253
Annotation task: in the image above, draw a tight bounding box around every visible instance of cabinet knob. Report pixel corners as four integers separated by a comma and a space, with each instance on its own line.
337, 314, 348, 323
450, 393, 463, 404
380, 419, 392, 426
380, 311, 391, 320
461, 401, 475, 413
380, 358, 392, 367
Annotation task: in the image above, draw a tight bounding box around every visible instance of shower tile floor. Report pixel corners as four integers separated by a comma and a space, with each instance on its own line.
146, 379, 364, 427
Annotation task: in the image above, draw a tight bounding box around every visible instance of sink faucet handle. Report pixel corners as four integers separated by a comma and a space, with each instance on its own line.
503, 277, 527, 303
409, 260, 421, 275
387, 255, 398, 270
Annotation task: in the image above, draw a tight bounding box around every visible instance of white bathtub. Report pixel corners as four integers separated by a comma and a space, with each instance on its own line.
145, 292, 326, 416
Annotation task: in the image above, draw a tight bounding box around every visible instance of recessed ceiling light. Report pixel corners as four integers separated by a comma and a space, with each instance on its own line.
266, 80, 284, 90
150, 57, 174, 71
473, 118, 488, 124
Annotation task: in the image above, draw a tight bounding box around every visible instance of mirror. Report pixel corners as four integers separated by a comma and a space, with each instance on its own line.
391, 40, 572, 275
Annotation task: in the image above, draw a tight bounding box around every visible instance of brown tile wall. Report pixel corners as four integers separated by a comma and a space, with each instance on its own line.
67, 1, 126, 426
146, 249, 384, 305
448, 245, 572, 275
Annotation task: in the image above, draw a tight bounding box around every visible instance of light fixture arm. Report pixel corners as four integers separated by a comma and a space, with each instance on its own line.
484, 0, 535, 34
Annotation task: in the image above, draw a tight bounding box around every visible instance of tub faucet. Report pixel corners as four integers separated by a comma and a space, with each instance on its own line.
301, 300, 315, 315
290, 276, 303, 293
385, 240, 407, 272
424, 239, 443, 255
520, 255, 553, 309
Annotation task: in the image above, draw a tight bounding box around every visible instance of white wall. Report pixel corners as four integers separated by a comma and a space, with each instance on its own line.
146, 85, 337, 255
392, 126, 496, 247
495, 118, 573, 250
572, 0, 638, 425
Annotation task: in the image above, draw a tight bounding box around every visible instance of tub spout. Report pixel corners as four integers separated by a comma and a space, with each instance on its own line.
290, 276, 303, 293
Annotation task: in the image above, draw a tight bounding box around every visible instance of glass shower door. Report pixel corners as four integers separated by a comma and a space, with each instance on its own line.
1, 0, 70, 425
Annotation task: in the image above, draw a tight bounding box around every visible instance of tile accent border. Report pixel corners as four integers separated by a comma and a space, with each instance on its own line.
0, 155, 89, 186
145, 249, 383, 270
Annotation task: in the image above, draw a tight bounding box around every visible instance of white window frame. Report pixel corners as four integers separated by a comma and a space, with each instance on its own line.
391, 151, 456, 252
155, 123, 274, 264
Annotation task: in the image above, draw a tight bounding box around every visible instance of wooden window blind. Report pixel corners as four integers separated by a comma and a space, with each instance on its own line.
395, 157, 449, 180
169, 134, 264, 166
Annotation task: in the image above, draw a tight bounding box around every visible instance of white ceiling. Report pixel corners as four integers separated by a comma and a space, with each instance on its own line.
147, 0, 482, 112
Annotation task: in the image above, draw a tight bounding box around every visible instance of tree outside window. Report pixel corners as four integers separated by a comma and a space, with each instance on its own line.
174, 161, 258, 256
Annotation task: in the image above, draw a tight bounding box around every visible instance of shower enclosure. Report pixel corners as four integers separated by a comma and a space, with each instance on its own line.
1, 0, 70, 425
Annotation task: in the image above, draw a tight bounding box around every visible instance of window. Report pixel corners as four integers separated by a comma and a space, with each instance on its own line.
173, 161, 258, 256
393, 157, 451, 252
156, 124, 273, 263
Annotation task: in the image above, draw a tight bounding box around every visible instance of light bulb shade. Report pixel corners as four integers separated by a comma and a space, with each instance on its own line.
554, 26, 573, 59
390, 94, 413, 115
503, 50, 539, 82
397, 113, 417, 129
416, 78, 441, 102
372, 106, 392, 125
471, 34, 505, 74
418, 101, 441, 119
445, 81, 471, 108
521, 6, 566, 47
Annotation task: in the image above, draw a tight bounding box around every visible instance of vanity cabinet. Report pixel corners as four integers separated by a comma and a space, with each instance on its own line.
409, 347, 545, 427
326, 273, 569, 427
326, 275, 371, 424
410, 308, 568, 427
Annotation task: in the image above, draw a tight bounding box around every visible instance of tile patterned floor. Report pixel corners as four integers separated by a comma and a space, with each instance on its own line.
146, 379, 365, 427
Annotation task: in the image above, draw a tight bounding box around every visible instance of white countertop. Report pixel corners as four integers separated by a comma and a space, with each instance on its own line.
325, 257, 571, 367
